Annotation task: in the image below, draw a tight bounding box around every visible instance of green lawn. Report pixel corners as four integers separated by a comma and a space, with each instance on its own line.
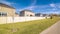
0, 17, 60, 34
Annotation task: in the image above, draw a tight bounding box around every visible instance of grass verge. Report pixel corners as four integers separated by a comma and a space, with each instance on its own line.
0, 17, 60, 34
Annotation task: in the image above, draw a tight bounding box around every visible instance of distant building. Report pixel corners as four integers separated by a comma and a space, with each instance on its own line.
20, 10, 35, 17
15, 12, 19, 17
42, 14, 47, 17
35, 13, 48, 17
0, 3, 16, 17
49, 14, 59, 16
35, 13, 43, 17
35, 13, 42, 17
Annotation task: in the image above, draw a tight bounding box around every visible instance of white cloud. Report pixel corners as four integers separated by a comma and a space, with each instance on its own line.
52, 11, 60, 14
31, 0, 36, 6
44, 11, 60, 14
18, 0, 37, 11
19, 6, 37, 11
0, 0, 15, 6
50, 4, 56, 7
55, 4, 60, 9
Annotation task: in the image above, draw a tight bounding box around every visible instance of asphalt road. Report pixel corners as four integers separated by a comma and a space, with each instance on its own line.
40, 21, 60, 34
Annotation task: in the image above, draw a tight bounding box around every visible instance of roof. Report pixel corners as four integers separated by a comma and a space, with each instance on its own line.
0, 3, 15, 9
35, 13, 41, 14
20, 9, 34, 13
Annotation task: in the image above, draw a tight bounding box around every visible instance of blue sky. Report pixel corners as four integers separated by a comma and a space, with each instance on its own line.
0, 0, 60, 14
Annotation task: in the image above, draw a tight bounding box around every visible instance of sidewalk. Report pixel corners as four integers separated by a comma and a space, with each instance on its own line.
40, 21, 60, 34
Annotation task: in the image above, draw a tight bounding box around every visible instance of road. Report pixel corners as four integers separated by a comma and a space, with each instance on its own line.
40, 21, 60, 34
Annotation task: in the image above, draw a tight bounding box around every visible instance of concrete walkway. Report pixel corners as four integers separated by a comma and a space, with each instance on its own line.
40, 21, 60, 34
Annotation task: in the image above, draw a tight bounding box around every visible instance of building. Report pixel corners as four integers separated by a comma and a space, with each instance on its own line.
35, 13, 49, 17
15, 12, 19, 17
0, 3, 16, 17
20, 10, 35, 17
35, 13, 43, 17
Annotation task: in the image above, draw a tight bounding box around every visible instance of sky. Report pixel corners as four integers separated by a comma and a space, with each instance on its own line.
0, 0, 60, 14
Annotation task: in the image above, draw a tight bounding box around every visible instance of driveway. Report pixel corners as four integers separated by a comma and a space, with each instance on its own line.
40, 21, 60, 34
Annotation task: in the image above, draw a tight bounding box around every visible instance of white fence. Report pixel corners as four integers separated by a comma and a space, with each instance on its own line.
0, 17, 49, 24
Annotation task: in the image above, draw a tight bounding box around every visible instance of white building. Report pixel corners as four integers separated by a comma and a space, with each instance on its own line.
20, 10, 35, 17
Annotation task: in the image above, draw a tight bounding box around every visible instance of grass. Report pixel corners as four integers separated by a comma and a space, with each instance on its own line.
0, 17, 60, 34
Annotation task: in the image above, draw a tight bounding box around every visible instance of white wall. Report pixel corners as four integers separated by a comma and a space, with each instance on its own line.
25, 11, 35, 16
0, 17, 49, 24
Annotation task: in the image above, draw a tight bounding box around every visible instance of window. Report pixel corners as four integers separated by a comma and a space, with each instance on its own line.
0, 12, 7, 16
30, 15, 33, 16
0, 12, 1, 16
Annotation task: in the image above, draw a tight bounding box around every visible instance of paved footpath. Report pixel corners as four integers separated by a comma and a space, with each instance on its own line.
40, 21, 60, 34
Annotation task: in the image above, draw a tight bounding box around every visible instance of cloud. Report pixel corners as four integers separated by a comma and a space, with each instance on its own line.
50, 4, 56, 7
31, 0, 36, 6
0, 0, 15, 6
42, 11, 60, 14
50, 11, 60, 14
54, 3, 60, 8
19, 6, 37, 11
19, 0, 37, 11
